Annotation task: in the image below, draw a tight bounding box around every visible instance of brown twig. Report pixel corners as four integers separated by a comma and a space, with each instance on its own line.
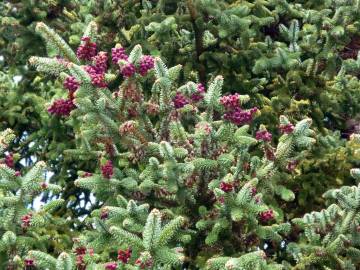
187, 0, 206, 84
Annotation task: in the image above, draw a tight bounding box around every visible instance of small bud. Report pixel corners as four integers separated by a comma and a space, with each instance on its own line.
118, 248, 132, 264
219, 182, 233, 193
41, 182, 48, 189
24, 258, 35, 266
255, 126, 272, 142
105, 262, 117, 270
259, 209, 274, 222
119, 121, 137, 135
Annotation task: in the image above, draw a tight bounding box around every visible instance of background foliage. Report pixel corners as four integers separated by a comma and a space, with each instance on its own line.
2, 0, 360, 269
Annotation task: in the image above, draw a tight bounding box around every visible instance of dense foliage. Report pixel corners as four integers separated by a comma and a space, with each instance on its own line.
2, 0, 360, 269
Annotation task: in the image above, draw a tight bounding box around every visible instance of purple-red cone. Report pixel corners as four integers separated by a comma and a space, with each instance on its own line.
121, 63, 136, 78
221, 94, 257, 125
191, 83, 205, 102
101, 160, 113, 179
255, 130, 272, 142
279, 123, 294, 134
77, 37, 97, 61
48, 99, 76, 117
138, 55, 155, 76
92, 51, 108, 74
173, 92, 189, 109
220, 94, 240, 109
64, 76, 80, 92
223, 107, 257, 126
112, 47, 128, 64
84, 65, 107, 88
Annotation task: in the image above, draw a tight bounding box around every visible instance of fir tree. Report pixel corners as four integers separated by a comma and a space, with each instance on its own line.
26, 21, 319, 269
